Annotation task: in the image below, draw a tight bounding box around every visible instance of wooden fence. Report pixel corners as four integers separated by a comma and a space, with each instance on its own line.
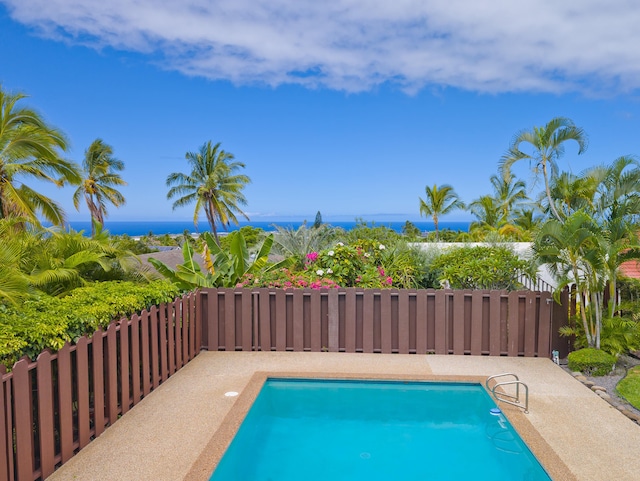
201, 288, 568, 358
1, 287, 570, 481
0, 293, 200, 481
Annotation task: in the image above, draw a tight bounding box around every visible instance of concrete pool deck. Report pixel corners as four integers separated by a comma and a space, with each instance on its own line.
47, 352, 640, 481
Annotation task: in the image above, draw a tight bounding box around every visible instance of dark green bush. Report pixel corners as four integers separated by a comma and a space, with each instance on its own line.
567, 348, 616, 376
0, 280, 180, 368
428, 245, 530, 290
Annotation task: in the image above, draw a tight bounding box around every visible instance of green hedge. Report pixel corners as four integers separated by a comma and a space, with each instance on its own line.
0, 280, 180, 368
567, 348, 616, 376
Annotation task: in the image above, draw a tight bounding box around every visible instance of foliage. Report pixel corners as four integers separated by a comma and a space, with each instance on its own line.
0, 280, 179, 368
567, 348, 616, 376
500, 116, 588, 221
113, 234, 159, 255
298, 239, 427, 289
0, 85, 81, 226
150, 230, 292, 289
616, 366, 640, 411
218, 226, 264, 251
238, 268, 340, 289
73, 139, 127, 236
560, 315, 640, 356
429, 245, 530, 290
313, 211, 323, 229
419, 184, 465, 240
166, 140, 250, 243
401, 220, 421, 239
272, 223, 339, 268
342, 219, 401, 245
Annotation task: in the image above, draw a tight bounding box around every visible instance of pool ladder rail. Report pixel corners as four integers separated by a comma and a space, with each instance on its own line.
485, 373, 529, 414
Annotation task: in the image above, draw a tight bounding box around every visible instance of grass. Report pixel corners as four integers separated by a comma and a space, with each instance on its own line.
617, 366, 640, 410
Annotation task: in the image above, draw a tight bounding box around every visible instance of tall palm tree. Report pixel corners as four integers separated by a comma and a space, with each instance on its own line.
0, 86, 80, 226
73, 139, 127, 236
166, 141, 251, 244
419, 184, 465, 241
500, 117, 588, 221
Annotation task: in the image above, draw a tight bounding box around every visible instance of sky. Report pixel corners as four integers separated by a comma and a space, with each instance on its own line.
1, 0, 640, 223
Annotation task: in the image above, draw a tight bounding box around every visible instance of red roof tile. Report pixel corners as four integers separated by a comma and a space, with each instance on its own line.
619, 260, 640, 279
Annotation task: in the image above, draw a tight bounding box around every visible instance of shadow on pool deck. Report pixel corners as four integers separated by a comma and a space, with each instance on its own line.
47, 352, 640, 481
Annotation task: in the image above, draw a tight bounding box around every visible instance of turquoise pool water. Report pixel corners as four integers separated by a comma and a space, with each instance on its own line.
209, 379, 551, 481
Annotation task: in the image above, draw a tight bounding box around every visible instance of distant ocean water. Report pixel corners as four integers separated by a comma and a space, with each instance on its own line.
62, 220, 471, 236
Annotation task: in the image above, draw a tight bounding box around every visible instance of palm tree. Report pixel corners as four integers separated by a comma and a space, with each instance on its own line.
500, 117, 588, 221
166, 141, 250, 244
73, 139, 127, 236
0, 86, 80, 226
419, 184, 465, 241
489, 173, 528, 223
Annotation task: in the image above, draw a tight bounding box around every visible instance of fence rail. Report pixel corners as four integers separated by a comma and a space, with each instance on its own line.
0, 293, 200, 481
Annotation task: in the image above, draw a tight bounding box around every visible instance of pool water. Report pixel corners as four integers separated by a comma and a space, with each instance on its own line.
209, 379, 551, 481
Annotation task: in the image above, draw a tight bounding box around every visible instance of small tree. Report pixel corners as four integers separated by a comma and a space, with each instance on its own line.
419, 184, 465, 241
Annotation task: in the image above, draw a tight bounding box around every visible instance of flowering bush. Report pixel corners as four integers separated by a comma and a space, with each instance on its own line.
304, 240, 393, 288
237, 268, 340, 289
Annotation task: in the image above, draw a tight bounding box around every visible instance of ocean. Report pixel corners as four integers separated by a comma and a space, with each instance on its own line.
62, 220, 472, 236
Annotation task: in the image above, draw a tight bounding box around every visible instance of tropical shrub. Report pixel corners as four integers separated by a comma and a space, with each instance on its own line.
560, 314, 640, 356
428, 246, 530, 290
0, 280, 179, 368
567, 348, 616, 376
150, 230, 292, 289
238, 268, 340, 289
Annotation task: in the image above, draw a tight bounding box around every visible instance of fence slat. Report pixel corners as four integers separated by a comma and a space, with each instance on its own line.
175, 300, 183, 365
398, 290, 410, 354
12, 360, 33, 481
489, 291, 501, 356
416, 291, 428, 354
344, 288, 356, 352
258, 288, 271, 351
106, 323, 118, 425
119, 318, 131, 415
241, 290, 253, 350
363, 290, 374, 353
292, 290, 304, 351
434, 290, 447, 354
141, 311, 151, 397
131, 315, 142, 404
508, 292, 520, 356
380, 290, 392, 354
470, 291, 483, 355
76, 337, 91, 449
195, 293, 203, 354
149, 307, 160, 389
524, 291, 537, 357
275, 290, 287, 351
158, 303, 168, 380
182, 297, 190, 361
224, 291, 235, 351
190, 293, 198, 358
57, 344, 74, 463
207, 291, 219, 352
92, 330, 105, 437
538, 292, 552, 358
328, 289, 339, 352
167, 304, 176, 373
36, 351, 55, 478
310, 290, 322, 351
453, 290, 465, 355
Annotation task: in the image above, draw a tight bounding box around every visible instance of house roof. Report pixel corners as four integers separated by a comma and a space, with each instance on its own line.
619, 260, 640, 279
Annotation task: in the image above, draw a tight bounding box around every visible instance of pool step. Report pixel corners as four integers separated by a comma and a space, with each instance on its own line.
486, 373, 530, 414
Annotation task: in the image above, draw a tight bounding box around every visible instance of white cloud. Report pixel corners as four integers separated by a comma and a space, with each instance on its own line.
4, 0, 640, 94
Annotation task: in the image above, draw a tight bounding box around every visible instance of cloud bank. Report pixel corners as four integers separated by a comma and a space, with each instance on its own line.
4, 0, 640, 94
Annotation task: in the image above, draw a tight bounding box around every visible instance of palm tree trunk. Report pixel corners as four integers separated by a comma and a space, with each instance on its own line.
434, 215, 439, 241
205, 201, 220, 245
542, 161, 563, 221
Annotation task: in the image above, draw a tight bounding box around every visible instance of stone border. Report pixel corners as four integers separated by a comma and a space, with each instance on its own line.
570, 371, 640, 425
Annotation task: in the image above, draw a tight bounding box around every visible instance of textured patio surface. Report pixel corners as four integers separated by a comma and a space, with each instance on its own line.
47, 352, 640, 481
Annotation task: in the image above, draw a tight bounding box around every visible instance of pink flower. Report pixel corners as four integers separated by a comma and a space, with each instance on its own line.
306, 252, 319, 262
378, 267, 385, 276
386, 276, 393, 285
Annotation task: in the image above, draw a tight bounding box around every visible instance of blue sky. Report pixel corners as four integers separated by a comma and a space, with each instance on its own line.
1, 1, 640, 223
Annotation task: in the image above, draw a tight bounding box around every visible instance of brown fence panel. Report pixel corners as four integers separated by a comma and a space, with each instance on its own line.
106, 323, 119, 425
12, 359, 33, 481
57, 344, 74, 464
76, 337, 91, 449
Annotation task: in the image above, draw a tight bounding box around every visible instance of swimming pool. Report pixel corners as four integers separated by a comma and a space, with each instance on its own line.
209, 378, 551, 481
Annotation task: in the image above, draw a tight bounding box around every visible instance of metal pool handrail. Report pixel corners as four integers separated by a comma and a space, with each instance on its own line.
486, 373, 529, 414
